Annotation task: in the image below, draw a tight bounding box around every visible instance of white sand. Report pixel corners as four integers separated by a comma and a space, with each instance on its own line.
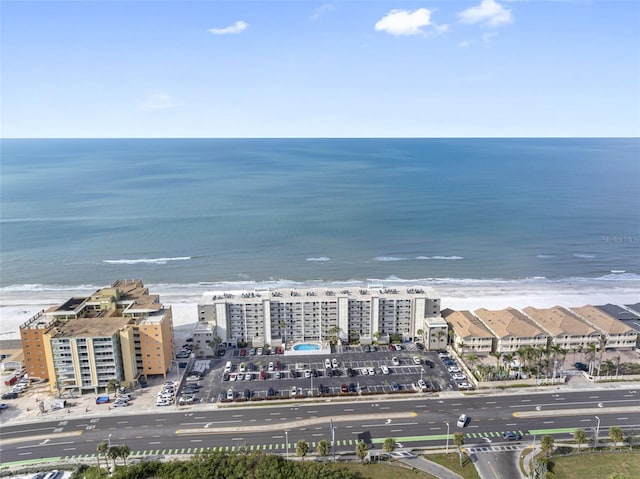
2, 281, 639, 341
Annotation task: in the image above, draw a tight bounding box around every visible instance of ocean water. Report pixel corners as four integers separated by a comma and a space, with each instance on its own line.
1, 138, 639, 291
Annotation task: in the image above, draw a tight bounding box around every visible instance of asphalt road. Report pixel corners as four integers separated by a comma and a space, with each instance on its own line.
2, 388, 639, 465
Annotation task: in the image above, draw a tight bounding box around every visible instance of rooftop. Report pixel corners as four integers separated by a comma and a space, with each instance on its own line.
442, 309, 494, 339
523, 306, 599, 336
571, 305, 637, 335
474, 307, 546, 339
51, 316, 133, 338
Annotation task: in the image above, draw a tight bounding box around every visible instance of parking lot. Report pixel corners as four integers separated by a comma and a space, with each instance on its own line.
168, 343, 473, 405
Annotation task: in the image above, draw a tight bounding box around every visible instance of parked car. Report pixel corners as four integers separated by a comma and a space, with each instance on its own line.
243, 389, 251, 400
417, 379, 427, 391
325, 358, 332, 369
113, 399, 129, 407
412, 356, 421, 365
0, 403, 9, 410
392, 357, 400, 366
391, 382, 400, 391
267, 387, 276, 397
381, 365, 390, 375
290, 386, 297, 396
341, 383, 348, 393
574, 362, 588, 371
1, 392, 18, 400
394, 344, 402, 351
226, 389, 234, 400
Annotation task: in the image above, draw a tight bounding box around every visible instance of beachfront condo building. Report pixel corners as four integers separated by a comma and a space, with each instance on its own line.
19, 280, 175, 394
442, 309, 495, 354
570, 305, 638, 350
473, 308, 549, 353
522, 306, 601, 351
197, 286, 442, 349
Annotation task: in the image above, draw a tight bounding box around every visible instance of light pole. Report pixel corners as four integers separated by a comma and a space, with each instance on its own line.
285, 430, 289, 459
595, 416, 600, 449
445, 422, 450, 454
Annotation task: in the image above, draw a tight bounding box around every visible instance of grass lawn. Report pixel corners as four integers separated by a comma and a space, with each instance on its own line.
424, 453, 482, 479
336, 462, 438, 479
548, 450, 640, 479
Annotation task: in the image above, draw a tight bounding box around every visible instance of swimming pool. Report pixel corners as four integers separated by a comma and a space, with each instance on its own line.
292, 342, 321, 351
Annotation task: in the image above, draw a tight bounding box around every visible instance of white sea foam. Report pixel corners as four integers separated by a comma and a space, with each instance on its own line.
536, 255, 556, 259
416, 256, 464, 260
103, 256, 192, 265
574, 253, 596, 259
374, 256, 408, 262
306, 257, 331, 262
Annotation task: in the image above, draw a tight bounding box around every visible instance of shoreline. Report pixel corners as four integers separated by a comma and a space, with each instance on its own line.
1, 279, 639, 341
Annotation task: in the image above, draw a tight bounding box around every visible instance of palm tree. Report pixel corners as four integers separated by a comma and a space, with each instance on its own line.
490, 351, 503, 372
355, 440, 368, 462
295, 439, 309, 460
453, 432, 465, 466
540, 435, 554, 458
609, 426, 624, 450
96, 441, 108, 475
416, 329, 424, 341
383, 437, 396, 453
107, 445, 119, 469
316, 439, 330, 458
573, 429, 587, 452
106, 379, 119, 398
466, 353, 480, 372
118, 444, 131, 466
502, 353, 514, 379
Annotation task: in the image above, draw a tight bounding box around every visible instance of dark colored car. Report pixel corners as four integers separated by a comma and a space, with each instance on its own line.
267, 387, 275, 397
1, 392, 18, 400
574, 362, 588, 371
348, 383, 357, 393
502, 431, 522, 441
425, 360, 434, 368
243, 389, 251, 399
340, 384, 348, 393
391, 382, 400, 391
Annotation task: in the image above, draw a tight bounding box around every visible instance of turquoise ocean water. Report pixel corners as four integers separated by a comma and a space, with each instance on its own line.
1, 138, 639, 291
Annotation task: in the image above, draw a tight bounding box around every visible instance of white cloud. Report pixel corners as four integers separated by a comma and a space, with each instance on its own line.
208, 20, 249, 35
459, 0, 513, 27
458, 40, 471, 48
374, 8, 446, 36
140, 94, 178, 111
310, 4, 335, 21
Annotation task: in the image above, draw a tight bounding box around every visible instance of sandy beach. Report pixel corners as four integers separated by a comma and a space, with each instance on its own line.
2, 280, 638, 341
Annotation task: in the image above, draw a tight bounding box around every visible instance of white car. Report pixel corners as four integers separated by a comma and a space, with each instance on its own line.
457, 382, 473, 389
361, 367, 369, 375
156, 398, 171, 406
448, 366, 461, 373
237, 373, 245, 381
304, 369, 312, 378
257, 348, 263, 356
367, 367, 375, 376
418, 379, 427, 391
244, 372, 252, 381
325, 358, 332, 369
394, 344, 402, 351
332, 358, 339, 368
392, 357, 400, 366
113, 399, 129, 407
381, 365, 390, 375
226, 388, 234, 400
452, 373, 467, 381
239, 363, 247, 373
412, 356, 421, 365
268, 362, 274, 372
290, 386, 298, 396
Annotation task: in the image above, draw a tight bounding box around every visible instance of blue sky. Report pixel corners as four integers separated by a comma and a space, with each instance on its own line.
1, 0, 639, 138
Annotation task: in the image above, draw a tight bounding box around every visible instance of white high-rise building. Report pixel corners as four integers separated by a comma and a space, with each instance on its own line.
197, 286, 441, 349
